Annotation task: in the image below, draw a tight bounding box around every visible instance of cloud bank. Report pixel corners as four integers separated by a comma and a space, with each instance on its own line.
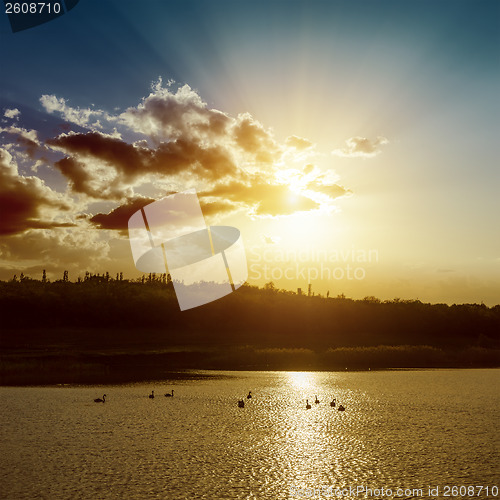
0, 79, 385, 278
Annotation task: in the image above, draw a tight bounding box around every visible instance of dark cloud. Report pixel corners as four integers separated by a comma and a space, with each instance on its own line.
89, 196, 155, 231
89, 195, 238, 232
48, 131, 238, 199
0, 149, 73, 235
48, 132, 143, 178
232, 113, 280, 163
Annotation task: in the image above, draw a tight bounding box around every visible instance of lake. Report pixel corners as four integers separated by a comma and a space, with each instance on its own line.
0, 370, 498, 499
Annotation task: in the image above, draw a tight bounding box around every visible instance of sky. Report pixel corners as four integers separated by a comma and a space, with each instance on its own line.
0, 0, 499, 304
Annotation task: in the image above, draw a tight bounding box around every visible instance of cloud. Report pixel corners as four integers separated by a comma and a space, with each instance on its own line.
262, 234, 281, 245
119, 81, 230, 142
40, 95, 106, 129
89, 196, 154, 231
0, 125, 42, 158
201, 177, 320, 217
4, 108, 20, 120
0, 79, 356, 279
41, 82, 287, 204
0, 148, 74, 235
306, 179, 352, 198
199, 199, 238, 218
48, 131, 238, 199
285, 135, 314, 150
332, 136, 388, 158
89, 195, 238, 233
0, 227, 109, 279
42, 75, 348, 217
232, 112, 280, 163
119, 82, 280, 165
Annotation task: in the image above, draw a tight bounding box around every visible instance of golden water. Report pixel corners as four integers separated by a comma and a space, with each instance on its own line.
1, 370, 498, 499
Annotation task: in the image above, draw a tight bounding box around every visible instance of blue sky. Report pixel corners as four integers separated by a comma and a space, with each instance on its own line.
2, 1, 498, 110
1, 0, 499, 303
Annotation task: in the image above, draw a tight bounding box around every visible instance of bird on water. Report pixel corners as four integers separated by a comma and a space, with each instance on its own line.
165, 390, 174, 397
315, 395, 320, 404
247, 391, 252, 399
94, 394, 106, 403
330, 398, 336, 407
238, 400, 245, 408
338, 404, 345, 411
306, 399, 311, 409
149, 391, 155, 399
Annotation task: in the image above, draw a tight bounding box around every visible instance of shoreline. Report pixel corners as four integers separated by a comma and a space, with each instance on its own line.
1, 353, 498, 387
2, 326, 499, 386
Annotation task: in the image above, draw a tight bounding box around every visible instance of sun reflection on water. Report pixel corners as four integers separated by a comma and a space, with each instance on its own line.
287, 371, 313, 391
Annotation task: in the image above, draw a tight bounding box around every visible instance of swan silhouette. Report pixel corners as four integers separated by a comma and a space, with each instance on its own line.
330, 398, 336, 407
165, 390, 174, 397
238, 399, 245, 408
149, 391, 155, 399
247, 391, 252, 399
306, 399, 311, 409
315, 395, 320, 404
94, 394, 106, 403
338, 404, 345, 411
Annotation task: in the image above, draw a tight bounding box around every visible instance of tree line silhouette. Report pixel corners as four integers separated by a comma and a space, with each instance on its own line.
0, 270, 498, 383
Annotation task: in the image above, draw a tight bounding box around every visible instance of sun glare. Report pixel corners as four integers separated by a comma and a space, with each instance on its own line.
288, 372, 312, 390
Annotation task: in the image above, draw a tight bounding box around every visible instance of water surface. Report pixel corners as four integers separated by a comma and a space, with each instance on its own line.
1, 370, 498, 499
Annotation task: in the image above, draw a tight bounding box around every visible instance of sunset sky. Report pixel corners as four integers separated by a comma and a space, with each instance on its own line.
1, 0, 499, 304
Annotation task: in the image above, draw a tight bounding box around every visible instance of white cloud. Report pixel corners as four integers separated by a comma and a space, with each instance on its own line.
285, 135, 313, 150
4, 108, 20, 120
0, 125, 40, 146
332, 136, 389, 158
0, 227, 110, 278
262, 234, 281, 245
40, 95, 108, 129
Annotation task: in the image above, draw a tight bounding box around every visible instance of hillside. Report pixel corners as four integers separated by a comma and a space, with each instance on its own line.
1, 275, 499, 384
